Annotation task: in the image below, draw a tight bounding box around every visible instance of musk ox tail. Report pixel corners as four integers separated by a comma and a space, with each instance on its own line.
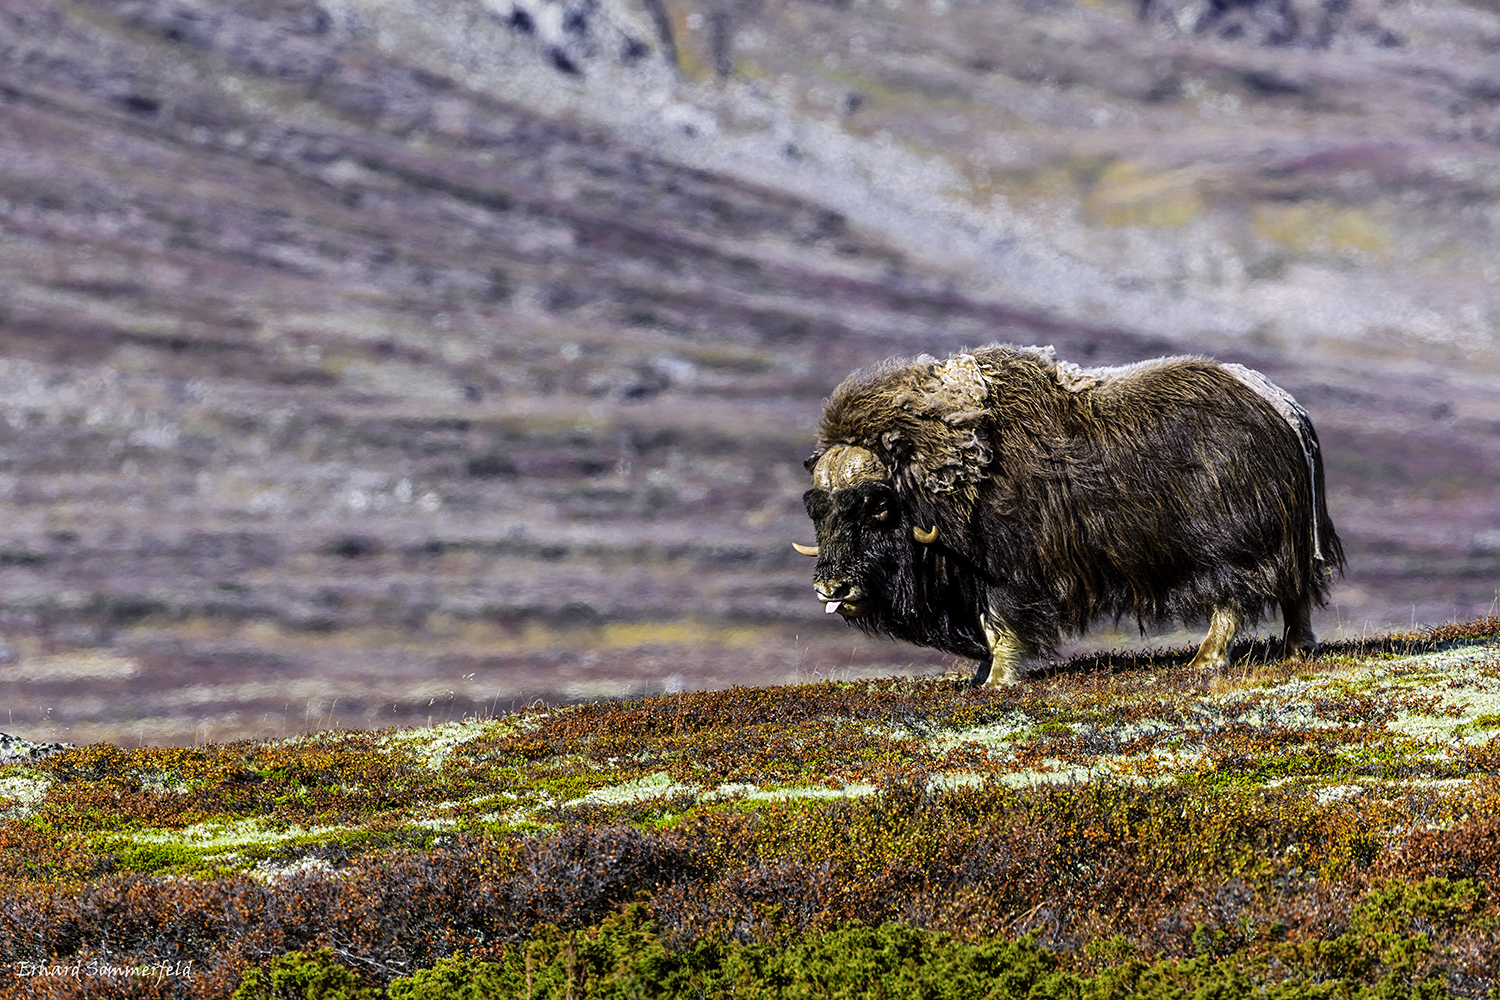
1220, 363, 1344, 584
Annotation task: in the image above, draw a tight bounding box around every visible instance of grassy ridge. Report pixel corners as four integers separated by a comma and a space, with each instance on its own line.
2, 619, 1499, 996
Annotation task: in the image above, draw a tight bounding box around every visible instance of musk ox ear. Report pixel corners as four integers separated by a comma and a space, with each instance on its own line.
879, 429, 910, 461
803, 453, 821, 474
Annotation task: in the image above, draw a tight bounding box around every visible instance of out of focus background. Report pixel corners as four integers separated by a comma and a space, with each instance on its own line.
2, 0, 1498, 745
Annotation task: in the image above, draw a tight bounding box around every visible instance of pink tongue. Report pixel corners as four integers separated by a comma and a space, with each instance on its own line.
825, 601, 842, 614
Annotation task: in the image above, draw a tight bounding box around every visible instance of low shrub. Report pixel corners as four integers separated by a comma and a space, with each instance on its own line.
232, 949, 381, 1000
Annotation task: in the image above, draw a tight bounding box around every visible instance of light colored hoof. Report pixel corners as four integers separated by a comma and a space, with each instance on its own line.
1185, 650, 1230, 671
977, 612, 1029, 687
1188, 606, 1242, 672
972, 656, 1020, 689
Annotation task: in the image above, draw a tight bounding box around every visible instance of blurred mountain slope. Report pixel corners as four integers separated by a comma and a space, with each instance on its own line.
1, 0, 1497, 744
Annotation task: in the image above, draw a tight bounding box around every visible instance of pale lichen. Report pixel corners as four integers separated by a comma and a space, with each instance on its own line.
0, 773, 50, 821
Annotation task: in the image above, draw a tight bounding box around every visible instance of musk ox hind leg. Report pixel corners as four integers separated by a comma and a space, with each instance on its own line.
1281, 594, 1318, 658
973, 612, 1034, 686
1186, 606, 1243, 671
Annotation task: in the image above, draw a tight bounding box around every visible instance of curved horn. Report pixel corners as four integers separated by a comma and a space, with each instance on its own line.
792, 542, 819, 556
811, 445, 887, 491
912, 524, 939, 544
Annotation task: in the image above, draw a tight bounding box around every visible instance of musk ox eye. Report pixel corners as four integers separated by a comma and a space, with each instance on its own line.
862, 489, 897, 524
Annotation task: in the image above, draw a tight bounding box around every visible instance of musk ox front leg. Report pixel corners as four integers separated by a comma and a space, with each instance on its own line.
973, 611, 1034, 686
1186, 606, 1242, 671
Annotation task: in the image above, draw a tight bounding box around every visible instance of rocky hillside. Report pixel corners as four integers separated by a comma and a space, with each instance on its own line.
1, 0, 1499, 745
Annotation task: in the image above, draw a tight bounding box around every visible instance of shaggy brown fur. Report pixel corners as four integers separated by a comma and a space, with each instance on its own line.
799, 345, 1344, 683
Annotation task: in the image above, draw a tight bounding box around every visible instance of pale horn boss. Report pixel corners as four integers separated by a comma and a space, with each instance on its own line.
791, 346, 1344, 685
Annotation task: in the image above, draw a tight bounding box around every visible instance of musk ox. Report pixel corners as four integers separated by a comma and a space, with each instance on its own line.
793, 345, 1344, 684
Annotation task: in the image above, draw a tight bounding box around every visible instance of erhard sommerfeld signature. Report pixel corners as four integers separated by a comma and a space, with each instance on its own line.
13, 959, 194, 981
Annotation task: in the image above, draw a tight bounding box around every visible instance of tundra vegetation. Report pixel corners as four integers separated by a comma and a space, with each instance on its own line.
3, 618, 1500, 997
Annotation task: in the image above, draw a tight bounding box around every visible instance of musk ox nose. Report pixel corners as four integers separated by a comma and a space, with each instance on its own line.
815, 581, 852, 601
814, 579, 861, 615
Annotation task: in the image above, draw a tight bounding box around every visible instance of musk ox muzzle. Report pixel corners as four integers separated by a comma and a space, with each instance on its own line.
795, 445, 941, 616
796, 345, 1345, 685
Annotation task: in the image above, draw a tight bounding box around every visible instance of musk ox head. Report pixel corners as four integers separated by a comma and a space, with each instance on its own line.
795, 444, 938, 619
